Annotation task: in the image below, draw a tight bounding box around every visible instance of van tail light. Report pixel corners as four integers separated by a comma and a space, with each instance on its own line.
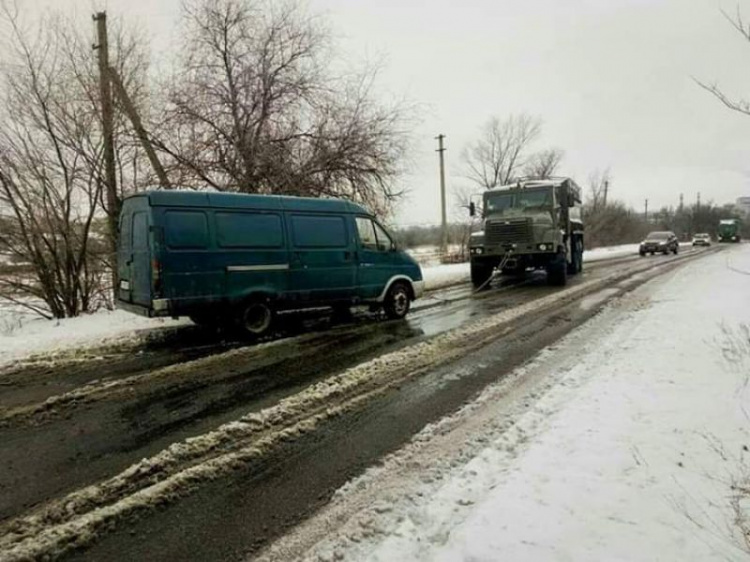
151, 258, 163, 297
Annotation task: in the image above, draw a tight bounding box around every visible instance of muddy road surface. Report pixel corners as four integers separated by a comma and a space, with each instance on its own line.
0, 247, 719, 561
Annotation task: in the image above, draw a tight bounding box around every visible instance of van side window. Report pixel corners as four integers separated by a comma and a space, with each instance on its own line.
373, 222, 394, 252
291, 215, 347, 248
216, 212, 283, 248
356, 217, 378, 251
132, 212, 148, 250
165, 211, 209, 249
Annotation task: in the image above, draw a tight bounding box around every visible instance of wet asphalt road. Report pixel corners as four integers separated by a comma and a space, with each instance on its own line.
0, 247, 716, 560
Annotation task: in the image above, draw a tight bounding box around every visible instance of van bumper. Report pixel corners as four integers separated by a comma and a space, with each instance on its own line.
412, 280, 425, 299
116, 299, 171, 318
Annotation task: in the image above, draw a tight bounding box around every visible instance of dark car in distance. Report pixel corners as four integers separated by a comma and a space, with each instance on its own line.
639, 231, 679, 256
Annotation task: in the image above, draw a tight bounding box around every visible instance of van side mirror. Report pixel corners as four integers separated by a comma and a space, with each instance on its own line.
469, 202, 476, 217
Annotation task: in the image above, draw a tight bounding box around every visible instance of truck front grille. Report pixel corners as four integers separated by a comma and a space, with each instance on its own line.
485, 219, 532, 245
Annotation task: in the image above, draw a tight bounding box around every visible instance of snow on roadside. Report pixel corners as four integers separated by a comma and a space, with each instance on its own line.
270, 244, 750, 562
0, 305, 188, 368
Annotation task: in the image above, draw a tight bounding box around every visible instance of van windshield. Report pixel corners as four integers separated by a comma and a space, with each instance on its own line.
646, 232, 669, 240
485, 188, 553, 215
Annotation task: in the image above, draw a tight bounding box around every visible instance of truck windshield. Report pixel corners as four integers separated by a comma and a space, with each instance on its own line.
484, 188, 552, 214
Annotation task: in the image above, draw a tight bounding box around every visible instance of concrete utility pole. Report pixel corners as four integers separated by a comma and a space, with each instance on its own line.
436, 134, 448, 255
108, 68, 171, 189
644, 198, 649, 223
93, 12, 119, 287
697, 192, 701, 209
679, 193, 684, 211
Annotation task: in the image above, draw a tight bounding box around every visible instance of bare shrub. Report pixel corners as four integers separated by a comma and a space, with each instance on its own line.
0, 5, 146, 318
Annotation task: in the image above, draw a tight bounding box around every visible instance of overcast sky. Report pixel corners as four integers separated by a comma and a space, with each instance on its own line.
23, 0, 750, 225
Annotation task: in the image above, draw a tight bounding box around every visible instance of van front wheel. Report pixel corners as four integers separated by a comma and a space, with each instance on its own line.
238, 299, 275, 338
383, 282, 411, 320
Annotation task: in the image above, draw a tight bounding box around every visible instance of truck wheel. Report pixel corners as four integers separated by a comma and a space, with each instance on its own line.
471, 262, 494, 289
673, 246, 678, 255
567, 241, 583, 275
383, 282, 411, 320
238, 298, 275, 338
547, 251, 568, 287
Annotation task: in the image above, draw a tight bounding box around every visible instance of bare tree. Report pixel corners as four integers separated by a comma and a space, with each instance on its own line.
156, 0, 411, 216
586, 168, 612, 213
0, 6, 147, 317
696, 7, 750, 115
461, 113, 542, 190
523, 148, 564, 179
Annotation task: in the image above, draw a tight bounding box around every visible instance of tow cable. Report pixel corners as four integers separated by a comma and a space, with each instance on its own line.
472, 249, 514, 294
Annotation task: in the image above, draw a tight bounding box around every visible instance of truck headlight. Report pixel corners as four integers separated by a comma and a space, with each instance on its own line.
538, 244, 547, 251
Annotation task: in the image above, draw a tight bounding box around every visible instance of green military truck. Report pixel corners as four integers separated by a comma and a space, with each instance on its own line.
468, 177, 584, 288
718, 219, 742, 243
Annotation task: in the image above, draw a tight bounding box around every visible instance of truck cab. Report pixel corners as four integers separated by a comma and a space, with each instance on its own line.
468, 177, 584, 287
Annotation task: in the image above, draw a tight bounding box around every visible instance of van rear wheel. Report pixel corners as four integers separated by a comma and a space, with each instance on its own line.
384, 282, 411, 320
238, 299, 275, 338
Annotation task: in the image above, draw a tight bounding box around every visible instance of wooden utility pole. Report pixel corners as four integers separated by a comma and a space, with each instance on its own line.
93, 12, 119, 285
644, 198, 649, 223
436, 134, 447, 255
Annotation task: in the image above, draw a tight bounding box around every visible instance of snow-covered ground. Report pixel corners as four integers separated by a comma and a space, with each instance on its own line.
0, 305, 187, 367
264, 244, 750, 562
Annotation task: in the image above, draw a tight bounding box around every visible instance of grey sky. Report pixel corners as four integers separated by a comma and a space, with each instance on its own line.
24, 0, 750, 225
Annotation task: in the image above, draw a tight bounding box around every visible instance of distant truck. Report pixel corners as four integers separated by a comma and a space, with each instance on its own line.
718, 219, 742, 243
468, 177, 584, 288
117, 191, 424, 337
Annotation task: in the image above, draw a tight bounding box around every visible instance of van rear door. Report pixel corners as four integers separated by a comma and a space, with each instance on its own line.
117, 199, 152, 307
117, 210, 133, 303
130, 211, 152, 306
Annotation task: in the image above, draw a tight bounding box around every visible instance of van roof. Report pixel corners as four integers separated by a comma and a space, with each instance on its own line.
126, 190, 372, 215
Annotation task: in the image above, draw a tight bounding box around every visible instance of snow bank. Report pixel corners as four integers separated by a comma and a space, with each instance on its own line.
583, 243, 640, 262
285, 244, 750, 562
0, 306, 188, 368
421, 263, 470, 290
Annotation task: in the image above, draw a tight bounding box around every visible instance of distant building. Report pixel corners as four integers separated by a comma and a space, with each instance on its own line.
737, 196, 750, 215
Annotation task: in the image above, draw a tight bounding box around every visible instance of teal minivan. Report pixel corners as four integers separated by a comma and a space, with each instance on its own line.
117, 191, 424, 336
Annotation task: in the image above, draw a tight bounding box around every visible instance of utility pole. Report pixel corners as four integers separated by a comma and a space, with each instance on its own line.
436, 134, 447, 255
93, 12, 119, 287
679, 193, 684, 212
108, 68, 171, 189
697, 191, 701, 209
644, 198, 649, 223
603, 180, 609, 207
